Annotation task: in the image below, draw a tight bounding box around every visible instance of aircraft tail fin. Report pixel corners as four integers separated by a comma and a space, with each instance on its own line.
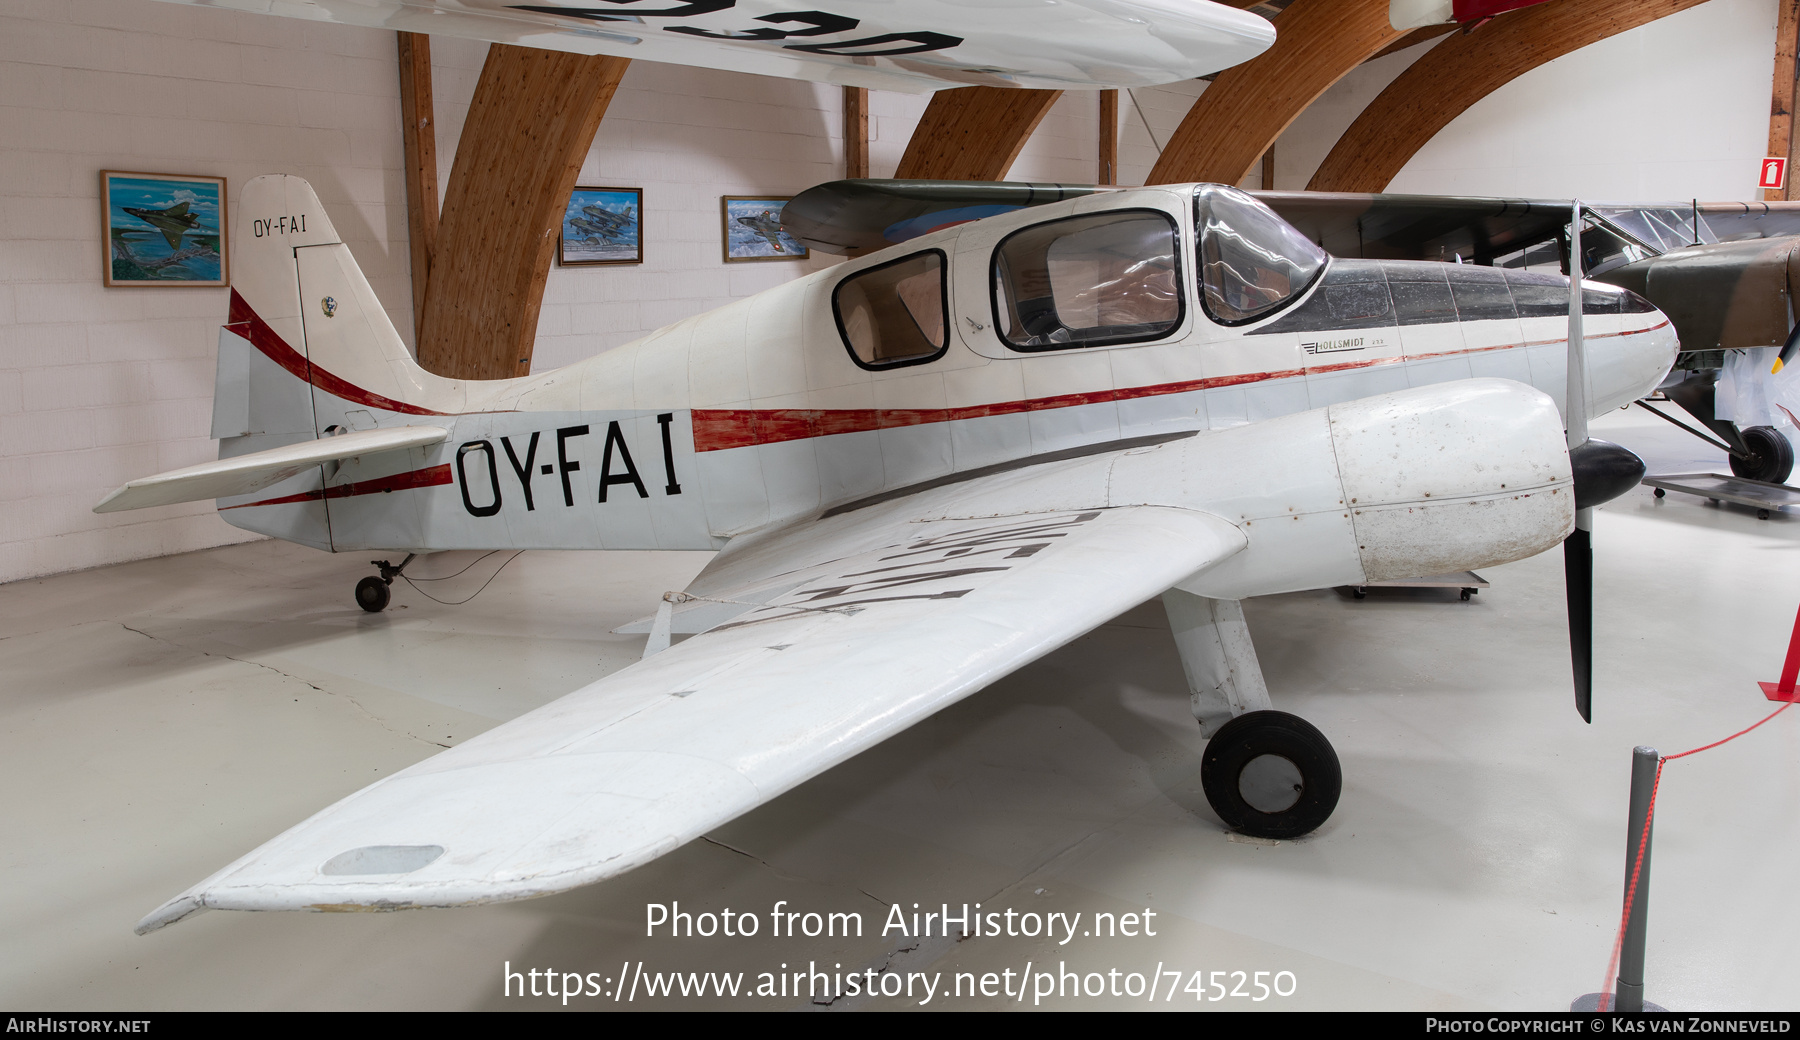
180, 175, 466, 548
224, 174, 466, 430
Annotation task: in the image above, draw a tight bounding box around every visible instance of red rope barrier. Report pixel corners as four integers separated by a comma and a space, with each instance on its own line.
1591, 699, 1795, 1010
1664, 700, 1795, 760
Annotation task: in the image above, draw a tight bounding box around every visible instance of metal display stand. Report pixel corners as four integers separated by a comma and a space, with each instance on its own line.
1641, 472, 1800, 520
1349, 571, 1488, 601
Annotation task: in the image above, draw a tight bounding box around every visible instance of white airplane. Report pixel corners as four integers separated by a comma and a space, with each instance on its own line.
132, 0, 1276, 92
102, 173, 1674, 933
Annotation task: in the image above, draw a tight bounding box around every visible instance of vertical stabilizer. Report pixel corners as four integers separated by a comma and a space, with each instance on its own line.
231, 175, 468, 422
213, 176, 465, 549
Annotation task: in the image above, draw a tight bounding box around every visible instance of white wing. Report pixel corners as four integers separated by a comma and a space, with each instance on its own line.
137, 465, 1245, 932
136, 0, 1274, 92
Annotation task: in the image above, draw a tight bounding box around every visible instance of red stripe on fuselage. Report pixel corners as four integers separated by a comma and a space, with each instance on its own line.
227, 290, 451, 417
690, 320, 1671, 452
220, 463, 453, 510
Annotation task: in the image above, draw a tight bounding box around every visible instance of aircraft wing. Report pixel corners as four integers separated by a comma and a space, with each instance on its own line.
137, 470, 1244, 932
136, 0, 1274, 92
94, 425, 450, 513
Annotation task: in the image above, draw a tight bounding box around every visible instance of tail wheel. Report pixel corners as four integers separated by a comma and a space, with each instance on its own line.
355, 576, 391, 613
1201, 711, 1341, 839
1729, 426, 1795, 485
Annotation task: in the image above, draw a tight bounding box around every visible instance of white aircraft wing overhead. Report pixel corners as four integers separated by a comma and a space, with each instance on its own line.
137, 474, 1244, 932
93, 425, 450, 513
137, 0, 1275, 92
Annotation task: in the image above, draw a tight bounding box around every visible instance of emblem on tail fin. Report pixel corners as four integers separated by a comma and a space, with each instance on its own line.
321, 297, 337, 318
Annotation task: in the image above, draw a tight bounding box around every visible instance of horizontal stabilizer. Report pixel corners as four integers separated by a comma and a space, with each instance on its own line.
94, 426, 449, 513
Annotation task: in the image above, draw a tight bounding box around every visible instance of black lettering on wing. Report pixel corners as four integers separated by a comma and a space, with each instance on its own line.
509, 1, 735, 21
667, 10, 857, 40
793, 565, 1008, 603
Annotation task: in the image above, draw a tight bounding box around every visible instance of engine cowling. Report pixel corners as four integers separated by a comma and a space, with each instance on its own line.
1107, 378, 1575, 598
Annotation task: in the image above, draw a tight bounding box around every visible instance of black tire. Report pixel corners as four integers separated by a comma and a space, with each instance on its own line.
1729, 426, 1795, 485
1201, 711, 1341, 839
355, 576, 391, 612
1653, 487, 1665, 499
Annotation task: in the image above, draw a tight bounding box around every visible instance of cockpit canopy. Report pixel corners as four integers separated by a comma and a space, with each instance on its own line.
1194, 185, 1328, 325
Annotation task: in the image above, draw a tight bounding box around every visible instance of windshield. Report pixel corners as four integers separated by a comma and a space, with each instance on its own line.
1194, 185, 1327, 325
991, 210, 1182, 351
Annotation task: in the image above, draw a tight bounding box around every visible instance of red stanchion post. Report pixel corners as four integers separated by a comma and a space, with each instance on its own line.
1758, 602, 1800, 702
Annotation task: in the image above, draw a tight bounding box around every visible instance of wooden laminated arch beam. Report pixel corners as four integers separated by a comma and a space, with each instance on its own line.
1145, 0, 1404, 187
416, 45, 629, 381
893, 86, 1063, 180
1308, 0, 1711, 193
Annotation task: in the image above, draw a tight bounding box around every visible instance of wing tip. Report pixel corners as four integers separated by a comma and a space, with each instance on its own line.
135, 894, 209, 935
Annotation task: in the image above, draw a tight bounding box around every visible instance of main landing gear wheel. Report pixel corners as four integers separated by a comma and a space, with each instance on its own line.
1201, 711, 1341, 840
355, 575, 391, 613
1729, 425, 1795, 485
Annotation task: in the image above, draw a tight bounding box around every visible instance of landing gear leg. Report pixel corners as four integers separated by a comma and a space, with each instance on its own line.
356, 554, 415, 613
1163, 588, 1342, 839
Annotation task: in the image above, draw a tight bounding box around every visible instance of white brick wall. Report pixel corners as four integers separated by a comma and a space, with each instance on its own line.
0, 0, 412, 584
0, 0, 1777, 585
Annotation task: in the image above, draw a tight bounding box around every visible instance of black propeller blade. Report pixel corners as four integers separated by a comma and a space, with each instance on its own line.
1564, 438, 1646, 723
1564, 526, 1593, 723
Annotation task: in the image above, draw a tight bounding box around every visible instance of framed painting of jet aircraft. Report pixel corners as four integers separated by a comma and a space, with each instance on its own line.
559, 186, 642, 267
722, 196, 808, 262
100, 170, 228, 288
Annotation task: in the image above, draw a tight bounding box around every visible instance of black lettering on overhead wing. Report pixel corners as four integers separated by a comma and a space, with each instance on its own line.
509, 1, 734, 22
668, 10, 857, 40
785, 31, 962, 56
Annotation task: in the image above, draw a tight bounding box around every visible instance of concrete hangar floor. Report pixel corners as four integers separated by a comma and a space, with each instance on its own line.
3, 408, 1797, 1012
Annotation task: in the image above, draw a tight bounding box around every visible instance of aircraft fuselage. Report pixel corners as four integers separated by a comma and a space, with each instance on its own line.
214, 184, 1676, 568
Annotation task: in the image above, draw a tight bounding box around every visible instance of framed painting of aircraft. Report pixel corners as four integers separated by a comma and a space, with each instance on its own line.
100, 170, 228, 288
722, 196, 808, 262
559, 186, 643, 267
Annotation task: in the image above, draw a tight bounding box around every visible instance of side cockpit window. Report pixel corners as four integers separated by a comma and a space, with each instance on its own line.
991, 210, 1182, 351
1195, 185, 1327, 325
834, 250, 948, 370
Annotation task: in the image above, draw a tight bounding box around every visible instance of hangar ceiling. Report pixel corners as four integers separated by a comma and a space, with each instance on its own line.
893, 87, 1065, 181
1145, 0, 1406, 187
1308, 0, 1713, 192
